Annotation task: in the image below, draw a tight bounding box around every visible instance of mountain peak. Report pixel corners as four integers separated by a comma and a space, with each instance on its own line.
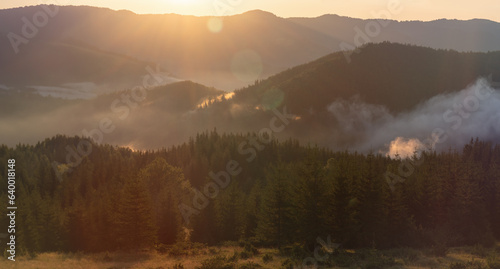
240, 9, 278, 18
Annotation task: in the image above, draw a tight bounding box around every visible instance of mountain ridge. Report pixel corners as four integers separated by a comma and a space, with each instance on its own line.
2, 42, 499, 152
2, 5, 500, 91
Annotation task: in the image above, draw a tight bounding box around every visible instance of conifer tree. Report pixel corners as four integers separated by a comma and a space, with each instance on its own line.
350, 153, 385, 247
256, 163, 295, 247
214, 182, 245, 241
242, 179, 263, 238
138, 157, 190, 244
488, 146, 500, 238
116, 176, 157, 250
293, 154, 328, 247
325, 156, 355, 246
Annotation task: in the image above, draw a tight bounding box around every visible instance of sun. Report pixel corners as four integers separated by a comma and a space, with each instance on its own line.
155, 0, 213, 16
169, 0, 198, 5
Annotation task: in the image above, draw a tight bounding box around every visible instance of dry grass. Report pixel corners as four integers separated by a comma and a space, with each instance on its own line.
0, 243, 498, 269
0, 246, 284, 269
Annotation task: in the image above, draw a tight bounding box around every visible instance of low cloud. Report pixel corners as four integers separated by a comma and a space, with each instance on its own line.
29, 82, 98, 100
328, 78, 500, 157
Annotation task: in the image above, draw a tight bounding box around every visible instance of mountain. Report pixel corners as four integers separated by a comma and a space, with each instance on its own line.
0, 80, 222, 147
205, 42, 500, 151
2, 43, 499, 153
1, 5, 500, 91
289, 15, 500, 52
0, 39, 162, 98
0, 6, 338, 91
231, 42, 500, 114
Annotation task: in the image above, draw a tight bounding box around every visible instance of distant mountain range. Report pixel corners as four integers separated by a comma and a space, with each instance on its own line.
2, 42, 499, 152
1, 5, 500, 92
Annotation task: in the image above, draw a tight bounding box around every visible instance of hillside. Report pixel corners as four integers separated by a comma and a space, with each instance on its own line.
1, 132, 499, 262
290, 15, 500, 52
1, 43, 499, 152
0, 81, 222, 147
199, 43, 500, 151
0, 6, 338, 91
2, 6, 500, 90
231, 42, 500, 114
0, 38, 162, 96
3, 3, 500, 267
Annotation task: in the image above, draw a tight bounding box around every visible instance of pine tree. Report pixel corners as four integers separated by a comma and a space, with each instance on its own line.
17, 183, 42, 254
350, 153, 385, 247
325, 155, 355, 246
65, 198, 86, 252
38, 197, 64, 251
214, 182, 245, 241
116, 176, 157, 250
488, 146, 500, 238
191, 201, 218, 244
138, 157, 190, 244
256, 163, 295, 247
449, 156, 492, 246
293, 154, 328, 247
242, 179, 263, 239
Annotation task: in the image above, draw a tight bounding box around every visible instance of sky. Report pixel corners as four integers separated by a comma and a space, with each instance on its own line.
0, 0, 499, 22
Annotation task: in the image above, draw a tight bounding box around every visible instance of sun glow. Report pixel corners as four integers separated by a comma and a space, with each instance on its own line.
157, 0, 213, 17
168, 0, 199, 5
197, 92, 235, 108
123, 143, 138, 152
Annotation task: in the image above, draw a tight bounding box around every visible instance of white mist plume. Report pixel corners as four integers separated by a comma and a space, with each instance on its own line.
386, 137, 434, 158
328, 78, 500, 157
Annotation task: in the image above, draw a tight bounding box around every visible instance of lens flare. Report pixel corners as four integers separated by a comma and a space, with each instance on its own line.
207, 17, 223, 33
230, 49, 263, 83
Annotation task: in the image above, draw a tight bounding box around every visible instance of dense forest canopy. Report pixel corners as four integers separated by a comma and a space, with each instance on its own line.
1, 132, 499, 254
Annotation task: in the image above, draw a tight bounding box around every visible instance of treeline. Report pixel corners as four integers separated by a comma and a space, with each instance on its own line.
234, 42, 500, 115
0, 132, 499, 254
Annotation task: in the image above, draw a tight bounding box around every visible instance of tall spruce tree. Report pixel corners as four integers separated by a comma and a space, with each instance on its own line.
256, 163, 295, 247
138, 157, 190, 244
116, 176, 157, 250
326, 155, 356, 246
214, 181, 245, 241
293, 153, 328, 247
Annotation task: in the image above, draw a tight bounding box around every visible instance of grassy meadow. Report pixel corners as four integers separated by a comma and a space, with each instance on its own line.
1, 242, 500, 269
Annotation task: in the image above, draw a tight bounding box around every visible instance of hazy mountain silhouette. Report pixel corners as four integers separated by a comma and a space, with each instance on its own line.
2, 43, 499, 152
231, 42, 500, 114
0, 39, 160, 97
0, 6, 338, 91
290, 15, 500, 52
1, 5, 500, 91
202, 42, 500, 150
0, 80, 222, 147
